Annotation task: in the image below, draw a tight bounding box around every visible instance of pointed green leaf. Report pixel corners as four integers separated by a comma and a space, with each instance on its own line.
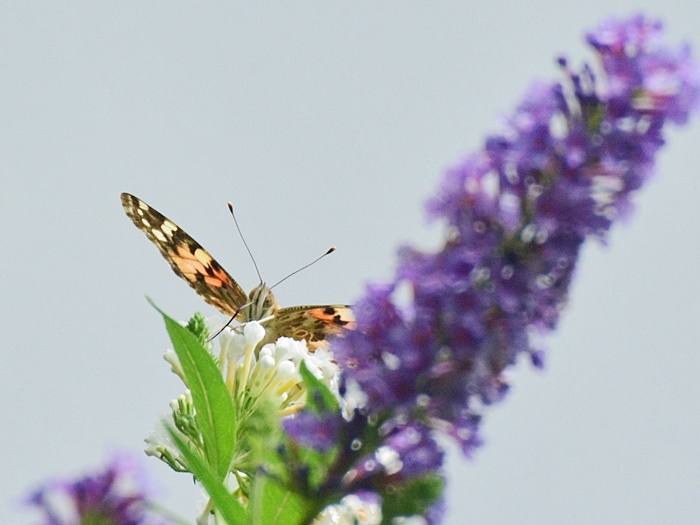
167, 425, 246, 524
151, 300, 236, 479
249, 473, 310, 525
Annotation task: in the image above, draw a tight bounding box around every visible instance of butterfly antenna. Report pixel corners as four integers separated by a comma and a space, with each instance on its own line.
269, 246, 336, 291
228, 202, 263, 283
206, 303, 246, 342
207, 312, 238, 342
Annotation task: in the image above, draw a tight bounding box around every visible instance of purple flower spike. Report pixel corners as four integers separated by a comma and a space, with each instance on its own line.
26, 455, 164, 525
334, 14, 699, 459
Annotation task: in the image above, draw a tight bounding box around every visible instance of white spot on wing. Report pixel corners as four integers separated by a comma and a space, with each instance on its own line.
152, 229, 166, 242
161, 220, 178, 235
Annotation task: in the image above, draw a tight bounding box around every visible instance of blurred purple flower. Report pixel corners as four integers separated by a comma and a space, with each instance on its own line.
284, 411, 341, 452
26, 455, 165, 525
346, 422, 444, 486
334, 14, 699, 457
424, 497, 446, 525
283, 411, 445, 493
381, 423, 445, 480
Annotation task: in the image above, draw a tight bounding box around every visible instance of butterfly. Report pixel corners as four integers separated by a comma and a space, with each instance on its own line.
121, 192, 355, 346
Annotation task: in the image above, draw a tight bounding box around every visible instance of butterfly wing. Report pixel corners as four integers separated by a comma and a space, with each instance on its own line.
269, 305, 356, 344
121, 193, 247, 316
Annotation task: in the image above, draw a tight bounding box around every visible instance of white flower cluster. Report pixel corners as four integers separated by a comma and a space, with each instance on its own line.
313, 494, 382, 525
146, 319, 343, 464
216, 321, 341, 414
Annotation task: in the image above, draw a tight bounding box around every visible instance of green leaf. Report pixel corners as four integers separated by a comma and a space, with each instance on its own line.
151, 300, 236, 479
167, 425, 246, 524
249, 473, 310, 525
379, 474, 444, 523
299, 361, 339, 414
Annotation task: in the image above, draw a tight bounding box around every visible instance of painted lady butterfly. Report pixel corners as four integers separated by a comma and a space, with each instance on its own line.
121, 193, 355, 346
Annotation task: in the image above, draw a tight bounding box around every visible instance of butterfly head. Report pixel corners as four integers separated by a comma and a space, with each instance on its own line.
244, 283, 279, 322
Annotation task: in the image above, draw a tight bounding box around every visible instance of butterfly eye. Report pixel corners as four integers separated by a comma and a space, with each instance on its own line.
262, 291, 279, 314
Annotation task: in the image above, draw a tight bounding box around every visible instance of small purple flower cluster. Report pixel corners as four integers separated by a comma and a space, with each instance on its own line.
283, 411, 340, 452
381, 423, 445, 480
26, 455, 163, 525
334, 14, 698, 456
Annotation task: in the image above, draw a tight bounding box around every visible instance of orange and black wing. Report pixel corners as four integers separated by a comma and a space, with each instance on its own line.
271, 305, 356, 344
121, 192, 247, 316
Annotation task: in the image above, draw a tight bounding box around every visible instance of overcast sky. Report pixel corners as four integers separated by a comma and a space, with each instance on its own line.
2, 2, 699, 524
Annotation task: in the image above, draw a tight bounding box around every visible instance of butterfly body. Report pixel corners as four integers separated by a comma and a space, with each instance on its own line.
121, 193, 355, 346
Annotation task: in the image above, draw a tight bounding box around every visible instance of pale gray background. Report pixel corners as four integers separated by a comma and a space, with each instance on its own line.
2, 2, 699, 524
